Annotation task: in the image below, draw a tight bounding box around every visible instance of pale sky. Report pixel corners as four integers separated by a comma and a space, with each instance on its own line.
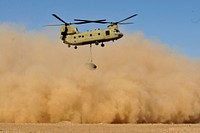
0, 0, 200, 58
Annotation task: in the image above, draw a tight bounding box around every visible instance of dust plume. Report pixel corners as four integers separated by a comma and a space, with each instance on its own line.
0, 23, 200, 123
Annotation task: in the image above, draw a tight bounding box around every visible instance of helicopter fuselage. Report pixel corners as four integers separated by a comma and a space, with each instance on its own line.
49, 13, 137, 48
60, 24, 123, 47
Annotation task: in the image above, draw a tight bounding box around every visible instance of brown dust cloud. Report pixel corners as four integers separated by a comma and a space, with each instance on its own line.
0, 23, 200, 124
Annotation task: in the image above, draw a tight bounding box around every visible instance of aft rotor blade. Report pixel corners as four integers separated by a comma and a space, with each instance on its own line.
87, 13, 138, 24
85, 21, 134, 25
74, 19, 106, 22
43, 24, 64, 27
73, 21, 94, 24
118, 14, 138, 23
52, 14, 68, 24
82, 21, 110, 24
118, 22, 134, 24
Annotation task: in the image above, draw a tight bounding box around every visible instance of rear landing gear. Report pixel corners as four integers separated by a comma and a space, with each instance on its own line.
74, 46, 77, 49
101, 43, 105, 47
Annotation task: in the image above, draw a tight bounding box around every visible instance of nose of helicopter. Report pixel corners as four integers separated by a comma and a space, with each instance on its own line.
119, 33, 123, 38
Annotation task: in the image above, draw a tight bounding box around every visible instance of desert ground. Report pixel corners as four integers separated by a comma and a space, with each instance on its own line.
0, 123, 200, 133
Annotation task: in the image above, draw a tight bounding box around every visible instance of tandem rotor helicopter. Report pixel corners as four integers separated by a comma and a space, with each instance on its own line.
47, 13, 138, 69
47, 13, 138, 49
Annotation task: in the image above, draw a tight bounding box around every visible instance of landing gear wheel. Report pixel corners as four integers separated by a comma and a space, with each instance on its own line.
95, 41, 98, 45
68, 45, 71, 48
74, 46, 77, 49
101, 43, 105, 47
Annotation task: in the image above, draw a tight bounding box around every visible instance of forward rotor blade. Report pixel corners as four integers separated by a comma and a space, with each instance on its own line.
118, 14, 138, 23
52, 14, 68, 24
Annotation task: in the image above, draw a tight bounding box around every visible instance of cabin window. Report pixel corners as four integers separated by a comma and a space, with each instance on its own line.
90, 34, 92, 37
106, 31, 110, 36
82, 35, 84, 38
78, 35, 81, 38
74, 36, 76, 39
115, 29, 120, 32
98, 33, 100, 35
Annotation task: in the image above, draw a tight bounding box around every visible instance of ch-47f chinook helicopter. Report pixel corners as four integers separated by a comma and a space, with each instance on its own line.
48, 13, 138, 49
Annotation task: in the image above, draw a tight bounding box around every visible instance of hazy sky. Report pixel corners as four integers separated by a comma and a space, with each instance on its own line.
0, 0, 200, 58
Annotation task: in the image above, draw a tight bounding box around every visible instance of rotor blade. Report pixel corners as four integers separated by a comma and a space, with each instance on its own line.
74, 19, 106, 22
43, 24, 64, 27
87, 14, 138, 24
70, 21, 92, 24
117, 14, 138, 23
118, 22, 134, 24
83, 21, 111, 24
93, 22, 133, 24
95, 22, 111, 24
74, 19, 107, 24
52, 14, 68, 24
76, 21, 134, 25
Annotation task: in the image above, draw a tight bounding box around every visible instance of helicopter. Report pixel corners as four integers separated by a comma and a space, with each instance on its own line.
48, 13, 138, 49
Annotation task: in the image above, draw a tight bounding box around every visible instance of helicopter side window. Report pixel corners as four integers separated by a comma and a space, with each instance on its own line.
90, 34, 92, 37
105, 30, 110, 36
115, 29, 120, 32
74, 36, 76, 39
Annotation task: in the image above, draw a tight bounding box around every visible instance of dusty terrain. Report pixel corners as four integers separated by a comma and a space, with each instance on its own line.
0, 123, 200, 133
1, 25, 200, 133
